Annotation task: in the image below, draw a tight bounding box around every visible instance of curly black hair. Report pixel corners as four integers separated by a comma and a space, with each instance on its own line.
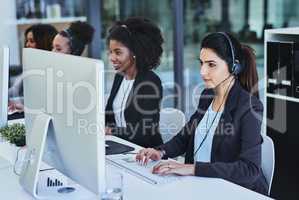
59, 21, 94, 55
107, 17, 164, 72
25, 24, 58, 50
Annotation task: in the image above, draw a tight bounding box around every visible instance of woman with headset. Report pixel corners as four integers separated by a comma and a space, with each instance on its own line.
52, 21, 94, 55
136, 32, 268, 195
105, 17, 164, 147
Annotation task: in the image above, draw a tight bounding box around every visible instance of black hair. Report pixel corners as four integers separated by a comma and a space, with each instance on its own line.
59, 21, 95, 55
107, 17, 164, 72
201, 32, 259, 98
25, 24, 58, 50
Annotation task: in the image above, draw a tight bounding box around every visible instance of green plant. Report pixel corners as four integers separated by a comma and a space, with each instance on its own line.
0, 123, 26, 147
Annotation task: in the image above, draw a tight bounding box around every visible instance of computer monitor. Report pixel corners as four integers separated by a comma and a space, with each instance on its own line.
20, 48, 105, 198
0, 46, 9, 128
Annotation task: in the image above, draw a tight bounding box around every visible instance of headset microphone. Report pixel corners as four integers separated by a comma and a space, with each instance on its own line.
213, 74, 233, 89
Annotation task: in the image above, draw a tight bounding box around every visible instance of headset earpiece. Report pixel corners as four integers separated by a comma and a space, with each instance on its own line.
232, 59, 242, 75
218, 32, 244, 75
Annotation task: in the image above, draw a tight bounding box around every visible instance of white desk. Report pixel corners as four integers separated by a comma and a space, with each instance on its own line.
0, 136, 272, 200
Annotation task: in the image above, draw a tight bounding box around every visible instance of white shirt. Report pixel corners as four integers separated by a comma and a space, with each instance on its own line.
194, 103, 223, 162
113, 78, 134, 127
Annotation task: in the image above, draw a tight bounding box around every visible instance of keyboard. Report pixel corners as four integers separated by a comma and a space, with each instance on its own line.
106, 154, 181, 185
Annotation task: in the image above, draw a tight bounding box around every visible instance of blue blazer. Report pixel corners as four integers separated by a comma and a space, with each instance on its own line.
158, 81, 268, 195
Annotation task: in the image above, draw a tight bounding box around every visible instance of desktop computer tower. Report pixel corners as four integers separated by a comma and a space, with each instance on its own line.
267, 97, 299, 200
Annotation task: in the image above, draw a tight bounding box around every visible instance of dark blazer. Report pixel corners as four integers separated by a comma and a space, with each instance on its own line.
158, 81, 268, 195
105, 70, 163, 148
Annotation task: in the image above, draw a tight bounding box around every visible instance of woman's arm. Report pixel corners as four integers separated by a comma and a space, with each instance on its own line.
157, 89, 213, 158
157, 110, 198, 158
194, 100, 263, 187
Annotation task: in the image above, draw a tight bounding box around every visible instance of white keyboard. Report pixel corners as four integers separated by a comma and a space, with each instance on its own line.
106, 154, 181, 185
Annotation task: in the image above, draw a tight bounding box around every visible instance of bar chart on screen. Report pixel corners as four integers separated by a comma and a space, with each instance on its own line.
47, 177, 63, 187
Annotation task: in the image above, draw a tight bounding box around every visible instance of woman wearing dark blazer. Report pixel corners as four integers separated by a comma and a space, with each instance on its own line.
105, 17, 163, 147
136, 32, 268, 195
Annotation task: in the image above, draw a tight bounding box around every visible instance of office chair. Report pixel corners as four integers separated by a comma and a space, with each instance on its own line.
159, 108, 186, 143
261, 134, 275, 195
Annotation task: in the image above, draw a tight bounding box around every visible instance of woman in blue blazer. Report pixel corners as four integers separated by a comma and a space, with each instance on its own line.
136, 32, 268, 195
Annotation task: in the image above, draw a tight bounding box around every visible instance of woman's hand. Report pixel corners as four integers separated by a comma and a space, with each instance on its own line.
135, 148, 162, 165
152, 160, 195, 176
105, 127, 112, 135
8, 100, 24, 113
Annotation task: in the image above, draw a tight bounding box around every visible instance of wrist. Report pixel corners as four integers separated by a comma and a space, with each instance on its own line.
188, 164, 195, 176
105, 127, 112, 135
159, 149, 166, 159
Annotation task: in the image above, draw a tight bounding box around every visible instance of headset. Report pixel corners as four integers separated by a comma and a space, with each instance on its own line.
63, 29, 84, 56
217, 32, 244, 75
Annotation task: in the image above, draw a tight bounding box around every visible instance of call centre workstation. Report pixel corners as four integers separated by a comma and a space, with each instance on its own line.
1, 1, 299, 200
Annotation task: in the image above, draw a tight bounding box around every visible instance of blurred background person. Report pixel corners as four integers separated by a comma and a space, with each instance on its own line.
8, 24, 58, 116
24, 24, 58, 50
52, 21, 94, 56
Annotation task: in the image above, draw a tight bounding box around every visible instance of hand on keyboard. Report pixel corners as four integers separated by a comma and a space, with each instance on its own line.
152, 160, 195, 176
106, 154, 181, 185
135, 148, 162, 165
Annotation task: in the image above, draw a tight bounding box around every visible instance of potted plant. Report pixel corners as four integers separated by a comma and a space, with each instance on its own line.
0, 123, 26, 147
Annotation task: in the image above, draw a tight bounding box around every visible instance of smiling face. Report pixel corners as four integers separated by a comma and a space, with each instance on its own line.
25, 31, 37, 48
52, 34, 71, 54
199, 48, 231, 89
108, 39, 136, 74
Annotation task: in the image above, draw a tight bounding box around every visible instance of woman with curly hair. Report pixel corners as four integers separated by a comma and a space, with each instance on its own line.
52, 21, 94, 56
105, 17, 164, 148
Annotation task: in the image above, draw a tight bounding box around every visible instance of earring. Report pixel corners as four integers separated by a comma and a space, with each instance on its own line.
133, 55, 136, 59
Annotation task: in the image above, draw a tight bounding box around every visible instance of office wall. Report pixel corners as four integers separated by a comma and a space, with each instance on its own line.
0, 0, 20, 65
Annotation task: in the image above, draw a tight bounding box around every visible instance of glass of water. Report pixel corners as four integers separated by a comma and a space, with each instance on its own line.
101, 172, 123, 200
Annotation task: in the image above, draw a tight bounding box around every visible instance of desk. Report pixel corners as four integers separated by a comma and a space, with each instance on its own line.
0, 136, 272, 200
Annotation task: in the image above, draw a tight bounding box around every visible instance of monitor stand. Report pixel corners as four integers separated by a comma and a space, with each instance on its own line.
19, 113, 90, 199
19, 113, 52, 198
